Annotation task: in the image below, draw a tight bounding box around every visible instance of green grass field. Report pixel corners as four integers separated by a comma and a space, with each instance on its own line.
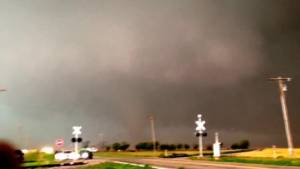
22, 151, 58, 167
76, 162, 152, 169
208, 157, 300, 167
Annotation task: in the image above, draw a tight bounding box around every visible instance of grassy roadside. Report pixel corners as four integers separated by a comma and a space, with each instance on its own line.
192, 156, 300, 167
218, 157, 300, 166
75, 162, 153, 169
23, 161, 59, 168
22, 151, 58, 168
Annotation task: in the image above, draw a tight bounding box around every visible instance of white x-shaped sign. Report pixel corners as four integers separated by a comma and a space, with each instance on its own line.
72, 126, 82, 136
195, 114, 206, 132
196, 121, 206, 131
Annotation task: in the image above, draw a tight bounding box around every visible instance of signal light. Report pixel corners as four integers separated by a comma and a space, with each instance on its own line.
195, 132, 208, 137
71, 137, 83, 143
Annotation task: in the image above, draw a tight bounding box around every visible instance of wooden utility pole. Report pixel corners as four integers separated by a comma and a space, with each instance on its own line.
149, 116, 157, 152
270, 76, 294, 156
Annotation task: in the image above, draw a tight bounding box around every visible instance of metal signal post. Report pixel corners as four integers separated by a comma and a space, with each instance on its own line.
72, 126, 82, 154
195, 114, 206, 158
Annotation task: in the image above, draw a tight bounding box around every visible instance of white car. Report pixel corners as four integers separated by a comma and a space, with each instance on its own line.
85, 147, 98, 152
54, 150, 92, 161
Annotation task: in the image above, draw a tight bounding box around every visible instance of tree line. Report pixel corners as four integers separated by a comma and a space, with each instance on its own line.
103, 139, 250, 151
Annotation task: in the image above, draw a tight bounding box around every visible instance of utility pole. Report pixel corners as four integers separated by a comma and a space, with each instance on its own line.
98, 133, 104, 150
270, 76, 294, 156
149, 116, 157, 153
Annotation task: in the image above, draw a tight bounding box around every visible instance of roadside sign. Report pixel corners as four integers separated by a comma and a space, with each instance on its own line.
55, 139, 64, 147
195, 114, 206, 133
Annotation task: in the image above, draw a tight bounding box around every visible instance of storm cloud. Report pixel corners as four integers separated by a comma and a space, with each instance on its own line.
0, 0, 299, 148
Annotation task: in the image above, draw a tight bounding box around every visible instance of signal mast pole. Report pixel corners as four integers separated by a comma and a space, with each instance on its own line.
195, 114, 206, 158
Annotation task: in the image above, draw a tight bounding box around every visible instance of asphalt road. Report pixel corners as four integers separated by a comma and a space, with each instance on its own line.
109, 157, 300, 169
51, 159, 106, 169
51, 157, 300, 169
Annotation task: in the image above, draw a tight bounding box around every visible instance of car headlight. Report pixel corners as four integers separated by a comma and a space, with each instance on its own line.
81, 152, 89, 159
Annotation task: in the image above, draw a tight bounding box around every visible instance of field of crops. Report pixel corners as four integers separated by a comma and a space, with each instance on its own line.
232, 148, 300, 158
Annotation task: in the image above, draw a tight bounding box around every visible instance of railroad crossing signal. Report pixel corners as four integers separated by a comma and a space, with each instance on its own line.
72, 126, 83, 155
195, 114, 207, 158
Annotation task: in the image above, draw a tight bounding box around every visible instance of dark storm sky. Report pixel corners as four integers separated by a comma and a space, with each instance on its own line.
0, 0, 300, 148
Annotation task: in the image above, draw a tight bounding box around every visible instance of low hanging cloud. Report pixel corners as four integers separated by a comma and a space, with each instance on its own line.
0, 0, 299, 148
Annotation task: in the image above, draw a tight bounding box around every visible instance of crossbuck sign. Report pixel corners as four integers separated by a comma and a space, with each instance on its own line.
72, 126, 82, 136
195, 114, 206, 133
